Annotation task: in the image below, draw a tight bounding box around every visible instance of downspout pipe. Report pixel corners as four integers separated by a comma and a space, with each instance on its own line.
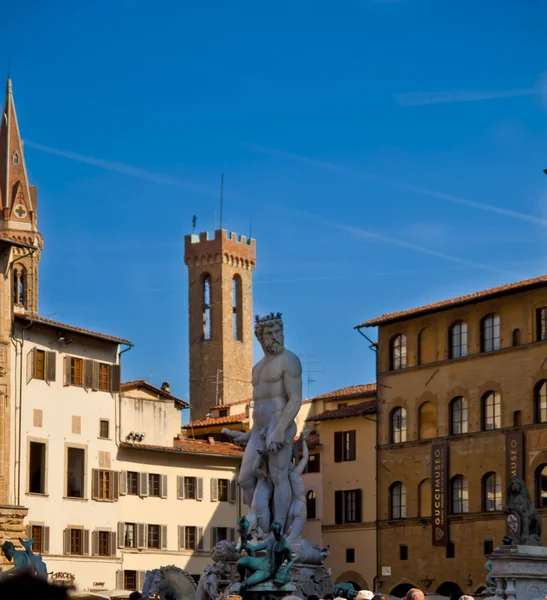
116, 344, 133, 447
355, 325, 380, 592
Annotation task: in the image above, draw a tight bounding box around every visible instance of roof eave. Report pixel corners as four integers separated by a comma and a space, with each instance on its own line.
120, 442, 242, 459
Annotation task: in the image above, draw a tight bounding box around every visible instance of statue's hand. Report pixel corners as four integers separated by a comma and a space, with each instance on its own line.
222, 429, 251, 446
266, 427, 285, 452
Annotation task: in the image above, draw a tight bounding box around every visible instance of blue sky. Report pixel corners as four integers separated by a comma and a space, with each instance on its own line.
1, 0, 547, 406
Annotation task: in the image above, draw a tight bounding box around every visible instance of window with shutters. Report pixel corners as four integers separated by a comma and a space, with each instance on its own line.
31, 525, 43, 553
124, 571, 137, 591
98, 364, 110, 392
148, 525, 160, 549
127, 471, 138, 495
334, 430, 356, 462
218, 479, 229, 502
93, 469, 118, 501
149, 474, 161, 497
306, 491, 316, 519
124, 523, 136, 548
184, 477, 196, 499
99, 419, 110, 439
98, 531, 110, 556
29, 441, 46, 494
70, 529, 83, 555
184, 526, 197, 550
334, 489, 362, 524
70, 357, 83, 386
304, 454, 320, 473
66, 447, 85, 498
216, 527, 228, 541
35, 350, 45, 380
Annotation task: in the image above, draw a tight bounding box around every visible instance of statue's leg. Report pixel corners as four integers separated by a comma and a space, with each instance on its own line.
239, 429, 262, 507
269, 422, 296, 532
243, 569, 271, 589
238, 557, 251, 582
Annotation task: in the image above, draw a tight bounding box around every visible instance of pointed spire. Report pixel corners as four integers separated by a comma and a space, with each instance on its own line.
0, 77, 36, 230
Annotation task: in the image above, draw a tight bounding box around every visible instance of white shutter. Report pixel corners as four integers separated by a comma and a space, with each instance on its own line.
178, 525, 185, 551
211, 478, 218, 502
63, 356, 70, 386
138, 571, 146, 591
139, 472, 149, 497
177, 476, 185, 499
229, 480, 237, 503
119, 471, 127, 496
198, 527, 204, 551
110, 531, 117, 557
161, 525, 168, 550
26, 348, 35, 383
196, 477, 203, 501
117, 522, 125, 548
43, 527, 50, 554
211, 527, 218, 550
228, 528, 236, 543
116, 571, 124, 590
160, 474, 168, 499
137, 523, 147, 549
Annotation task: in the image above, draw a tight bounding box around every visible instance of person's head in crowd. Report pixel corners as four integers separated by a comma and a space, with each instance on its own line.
459, 596, 474, 600
356, 591, 374, 600
323, 594, 334, 600
308, 595, 320, 600
129, 592, 143, 600
0, 572, 71, 600
405, 588, 425, 600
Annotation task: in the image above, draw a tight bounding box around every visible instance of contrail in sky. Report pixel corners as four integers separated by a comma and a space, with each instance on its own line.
243, 143, 547, 228
394, 88, 537, 106
24, 140, 220, 197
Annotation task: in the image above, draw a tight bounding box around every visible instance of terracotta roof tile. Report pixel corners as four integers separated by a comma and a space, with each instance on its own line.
307, 432, 321, 450
308, 400, 377, 422
210, 398, 251, 410
15, 313, 132, 345
120, 439, 243, 458
310, 384, 376, 402
357, 274, 547, 328
182, 412, 249, 429
121, 380, 189, 408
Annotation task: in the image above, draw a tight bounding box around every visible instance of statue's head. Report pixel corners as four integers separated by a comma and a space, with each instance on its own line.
255, 313, 284, 355
1, 541, 15, 560
270, 521, 283, 538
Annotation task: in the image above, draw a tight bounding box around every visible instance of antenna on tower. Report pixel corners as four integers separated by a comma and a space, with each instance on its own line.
192, 215, 197, 233
7, 54, 10, 79
249, 219, 252, 239
219, 174, 224, 231
302, 354, 324, 399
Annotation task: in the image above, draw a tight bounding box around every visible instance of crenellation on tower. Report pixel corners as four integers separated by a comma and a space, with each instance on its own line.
185, 228, 256, 420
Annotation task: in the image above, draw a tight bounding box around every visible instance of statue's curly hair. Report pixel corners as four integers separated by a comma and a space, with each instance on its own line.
254, 313, 283, 344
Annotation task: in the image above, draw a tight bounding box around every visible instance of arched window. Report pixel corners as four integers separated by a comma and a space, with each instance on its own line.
418, 478, 431, 517
535, 381, 547, 424
481, 313, 501, 352
483, 472, 502, 512
203, 275, 212, 340
450, 475, 469, 514
512, 328, 521, 346
536, 464, 547, 508
482, 391, 501, 431
418, 402, 437, 439
450, 397, 468, 435
390, 482, 406, 519
449, 321, 467, 359
232, 275, 243, 341
306, 490, 316, 519
12, 267, 26, 308
12, 151, 19, 164
390, 334, 407, 371
390, 407, 407, 444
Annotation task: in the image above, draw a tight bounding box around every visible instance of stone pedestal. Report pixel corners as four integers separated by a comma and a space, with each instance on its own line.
488, 545, 547, 600
0, 505, 28, 568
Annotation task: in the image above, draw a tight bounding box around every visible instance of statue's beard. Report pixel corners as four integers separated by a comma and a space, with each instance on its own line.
262, 337, 284, 355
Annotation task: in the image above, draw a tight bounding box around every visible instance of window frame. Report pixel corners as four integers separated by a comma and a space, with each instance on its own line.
390, 334, 407, 371
483, 472, 502, 513
450, 475, 469, 514
481, 313, 501, 353
535, 464, 547, 508
449, 321, 468, 359
70, 357, 83, 387
147, 524, 160, 549
450, 397, 468, 435
148, 473, 161, 497
391, 407, 407, 444
306, 490, 317, 519
537, 307, 547, 342
390, 482, 406, 520
70, 528, 83, 556
535, 381, 547, 424
124, 523, 137, 548
218, 478, 229, 502
482, 391, 501, 431
184, 526, 197, 550
184, 476, 196, 499
99, 419, 110, 440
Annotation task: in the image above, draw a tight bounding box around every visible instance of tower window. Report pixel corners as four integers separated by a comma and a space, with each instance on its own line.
13, 152, 19, 164
232, 275, 243, 341
13, 267, 27, 308
203, 275, 212, 341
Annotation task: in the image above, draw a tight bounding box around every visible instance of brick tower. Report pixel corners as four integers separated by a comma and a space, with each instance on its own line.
184, 230, 256, 420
